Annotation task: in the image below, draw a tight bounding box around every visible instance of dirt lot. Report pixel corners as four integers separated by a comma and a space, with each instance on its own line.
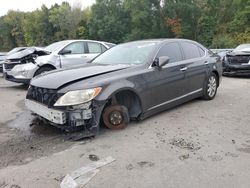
0, 75, 250, 188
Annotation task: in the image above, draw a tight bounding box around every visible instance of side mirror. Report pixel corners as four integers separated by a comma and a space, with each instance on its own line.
59, 49, 72, 55
153, 56, 169, 67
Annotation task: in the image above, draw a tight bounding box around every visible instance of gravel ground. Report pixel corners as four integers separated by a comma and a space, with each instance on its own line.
0, 75, 250, 187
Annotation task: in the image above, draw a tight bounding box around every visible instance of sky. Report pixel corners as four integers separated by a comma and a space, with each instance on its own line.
0, 0, 96, 16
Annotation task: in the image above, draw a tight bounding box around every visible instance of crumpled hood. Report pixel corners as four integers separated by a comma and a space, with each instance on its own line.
31, 64, 130, 89
7, 47, 49, 60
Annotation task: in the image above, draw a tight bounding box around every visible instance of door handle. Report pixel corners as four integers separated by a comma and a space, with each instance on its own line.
204, 61, 209, 65
180, 67, 188, 72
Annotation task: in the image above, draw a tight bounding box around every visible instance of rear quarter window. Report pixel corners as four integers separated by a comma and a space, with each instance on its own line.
181, 42, 202, 60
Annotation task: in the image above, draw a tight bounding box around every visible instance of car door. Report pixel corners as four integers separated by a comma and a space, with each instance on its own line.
59, 41, 88, 68
85, 42, 107, 62
142, 42, 187, 111
180, 42, 208, 94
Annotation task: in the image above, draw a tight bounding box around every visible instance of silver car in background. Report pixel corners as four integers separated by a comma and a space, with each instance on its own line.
3, 40, 115, 84
0, 47, 27, 73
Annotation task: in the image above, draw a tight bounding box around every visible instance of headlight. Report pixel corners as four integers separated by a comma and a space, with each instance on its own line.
54, 87, 102, 107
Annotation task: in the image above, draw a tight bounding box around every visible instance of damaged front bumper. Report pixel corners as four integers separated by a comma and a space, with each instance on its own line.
223, 60, 250, 76
25, 99, 106, 137
3, 63, 38, 84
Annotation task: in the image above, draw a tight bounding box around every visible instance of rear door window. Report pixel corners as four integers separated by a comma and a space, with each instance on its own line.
157, 42, 183, 63
181, 42, 201, 60
87, 42, 102, 53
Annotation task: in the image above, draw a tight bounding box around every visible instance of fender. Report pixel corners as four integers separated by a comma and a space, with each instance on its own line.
95, 79, 140, 101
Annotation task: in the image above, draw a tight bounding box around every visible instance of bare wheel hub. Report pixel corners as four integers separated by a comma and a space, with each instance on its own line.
109, 111, 123, 126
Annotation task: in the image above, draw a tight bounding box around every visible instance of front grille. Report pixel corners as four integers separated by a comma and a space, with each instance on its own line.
228, 55, 250, 64
4, 63, 19, 70
27, 86, 62, 107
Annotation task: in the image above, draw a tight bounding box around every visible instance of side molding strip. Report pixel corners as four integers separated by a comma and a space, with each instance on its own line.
147, 88, 203, 111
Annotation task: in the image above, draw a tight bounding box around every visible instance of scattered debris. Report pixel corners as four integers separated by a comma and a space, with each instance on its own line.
208, 155, 223, 162
137, 161, 154, 168
126, 164, 134, 170
60, 156, 115, 188
89, 154, 99, 161
10, 185, 21, 188
0, 181, 7, 188
225, 152, 239, 158
237, 147, 250, 154
170, 138, 201, 151
179, 154, 190, 160
54, 175, 65, 182
79, 153, 85, 158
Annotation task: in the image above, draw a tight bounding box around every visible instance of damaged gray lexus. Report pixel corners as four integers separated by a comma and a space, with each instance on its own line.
25, 39, 222, 137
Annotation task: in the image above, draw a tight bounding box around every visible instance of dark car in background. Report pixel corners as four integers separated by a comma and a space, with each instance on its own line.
25, 39, 222, 137
210, 49, 233, 59
223, 44, 250, 76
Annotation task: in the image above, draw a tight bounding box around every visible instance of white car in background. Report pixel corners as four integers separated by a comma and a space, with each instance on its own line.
3, 40, 115, 84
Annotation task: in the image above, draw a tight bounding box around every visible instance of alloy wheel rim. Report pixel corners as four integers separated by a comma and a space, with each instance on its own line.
207, 76, 217, 97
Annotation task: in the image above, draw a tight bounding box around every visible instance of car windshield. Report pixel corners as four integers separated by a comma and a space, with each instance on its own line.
234, 44, 250, 52
45, 41, 70, 52
92, 41, 158, 65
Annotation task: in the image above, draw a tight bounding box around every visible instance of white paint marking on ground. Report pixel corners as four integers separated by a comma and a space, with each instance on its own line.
60, 175, 78, 188
60, 156, 116, 188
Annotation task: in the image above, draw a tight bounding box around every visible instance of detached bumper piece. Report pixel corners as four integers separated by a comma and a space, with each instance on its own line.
26, 86, 105, 138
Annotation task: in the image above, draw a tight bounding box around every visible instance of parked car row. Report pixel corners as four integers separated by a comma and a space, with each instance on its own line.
2, 40, 115, 84
23, 38, 223, 138
4, 39, 250, 138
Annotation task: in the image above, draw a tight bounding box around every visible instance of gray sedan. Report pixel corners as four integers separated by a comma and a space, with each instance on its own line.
26, 39, 222, 138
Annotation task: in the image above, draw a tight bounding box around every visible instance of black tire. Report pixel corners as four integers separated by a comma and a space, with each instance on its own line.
203, 72, 218, 100
102, 105, 130, 130
34, 66, 54, 77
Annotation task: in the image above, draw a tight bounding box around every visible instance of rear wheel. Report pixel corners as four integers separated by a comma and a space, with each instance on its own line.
203, 73, 218, 100
102, 105, 129, 130
34, 66, 54, 77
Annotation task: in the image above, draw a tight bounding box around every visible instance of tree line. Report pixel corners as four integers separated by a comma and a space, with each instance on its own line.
0, 0, 249, 51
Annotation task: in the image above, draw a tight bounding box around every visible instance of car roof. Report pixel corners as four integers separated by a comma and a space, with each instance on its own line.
125, 38, 202, 44
58, 39, 115, 45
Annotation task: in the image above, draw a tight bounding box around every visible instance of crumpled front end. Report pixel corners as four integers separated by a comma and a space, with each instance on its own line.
3, 62, 38, 83
3, 47, 49, 83
223, 54, 250, 75
26, 85, 106, 137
